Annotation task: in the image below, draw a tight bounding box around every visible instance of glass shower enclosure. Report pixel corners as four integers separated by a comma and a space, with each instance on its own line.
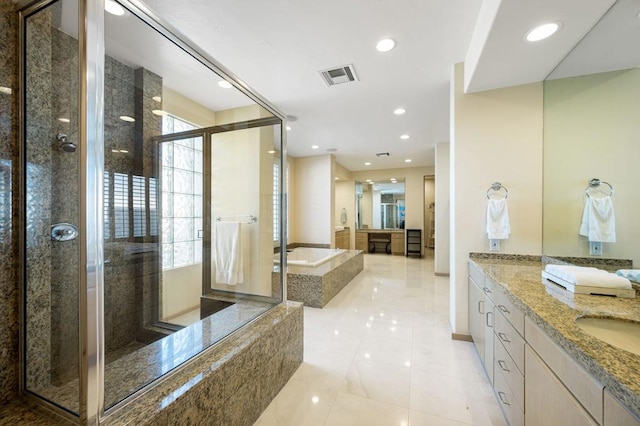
20, 0, 286, 423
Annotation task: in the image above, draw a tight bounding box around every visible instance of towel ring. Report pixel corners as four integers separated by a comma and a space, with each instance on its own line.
585, 178, 613, 197
486, 182, 508, 199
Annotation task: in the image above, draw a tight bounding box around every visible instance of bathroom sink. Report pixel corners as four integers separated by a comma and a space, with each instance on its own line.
575, 317, 640, 356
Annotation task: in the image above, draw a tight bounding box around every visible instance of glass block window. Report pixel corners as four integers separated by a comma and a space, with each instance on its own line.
273, 161, 279, 244
161, 115, 203, 269
113, 172, 129, 239
149, 177, 158, 237
132, 175, 146, 237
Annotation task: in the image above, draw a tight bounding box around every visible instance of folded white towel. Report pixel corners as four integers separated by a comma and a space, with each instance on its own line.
616, 269, 640, 283
579, 196, 616, 243
544, 264, 631, 289
214, 222, 243, 285
486, 198, 510, 240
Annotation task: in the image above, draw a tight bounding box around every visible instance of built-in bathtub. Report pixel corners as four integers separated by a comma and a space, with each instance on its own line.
275, 247, 346, 267
280, 248, 364, 308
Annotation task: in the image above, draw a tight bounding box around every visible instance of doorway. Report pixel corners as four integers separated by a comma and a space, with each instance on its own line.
424, 176, 435, 258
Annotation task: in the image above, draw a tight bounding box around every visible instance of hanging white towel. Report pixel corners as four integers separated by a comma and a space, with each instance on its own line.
486, 198, 510, 240
579, 196, 616, 242
214, 222, 243, 285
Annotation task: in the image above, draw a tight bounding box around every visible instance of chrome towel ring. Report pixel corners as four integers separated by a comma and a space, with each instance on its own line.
585, 178, 614, 197
487, 182, 508, 199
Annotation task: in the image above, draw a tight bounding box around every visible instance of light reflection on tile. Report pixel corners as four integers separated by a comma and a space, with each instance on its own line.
257, 254, 506, 426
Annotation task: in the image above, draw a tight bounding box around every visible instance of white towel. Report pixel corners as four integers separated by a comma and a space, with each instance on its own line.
214, 222, 243, 285
486, 199, 510, 240
545, 264, 631, 289
579, 196, 616, 243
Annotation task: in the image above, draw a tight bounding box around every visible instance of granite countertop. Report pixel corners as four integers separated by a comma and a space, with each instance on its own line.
469, 254, 640, 418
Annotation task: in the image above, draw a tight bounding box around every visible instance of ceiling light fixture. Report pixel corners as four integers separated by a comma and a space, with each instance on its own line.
152, 109, 167, 116
364, 162, 371, 166
218, 80, 232, 89
525, 22, 561, 42
268, 150, 276, 154
311, 145, 319, 149
376, 38, 396, 52
152, 96, 162, 102
400, 134, 409, 140
57, 117, 70, 123
394, 108, 406, 115
119, 115, 135, 122
0, 86, 12, 95
286, 126, 292, 131
404, 159, 412, 163
105, 0, 125, 16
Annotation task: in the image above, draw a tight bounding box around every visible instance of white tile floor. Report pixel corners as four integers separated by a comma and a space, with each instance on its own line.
255, 253, 507, 426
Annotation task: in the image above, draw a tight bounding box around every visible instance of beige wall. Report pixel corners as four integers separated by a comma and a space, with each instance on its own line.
435, 142, 451, 275
450, 63, 543, 335
291, 155, 333, 245
543, 68, 640, 266
162, 86, 216, 127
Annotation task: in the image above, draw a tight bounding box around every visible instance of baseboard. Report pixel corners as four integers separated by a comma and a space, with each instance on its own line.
434, 272, 450, 277
451, 333, 473, 342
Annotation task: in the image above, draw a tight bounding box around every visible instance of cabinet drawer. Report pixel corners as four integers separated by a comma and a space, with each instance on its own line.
488, 279, 524, 336
495, 311, 524, 375
604, 389, 640, 425
494, 363, 524, 426
494, 334, 524, 410
526, 317, 604, 424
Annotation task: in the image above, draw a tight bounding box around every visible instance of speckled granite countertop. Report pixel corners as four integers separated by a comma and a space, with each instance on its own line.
469, 253, 640, 419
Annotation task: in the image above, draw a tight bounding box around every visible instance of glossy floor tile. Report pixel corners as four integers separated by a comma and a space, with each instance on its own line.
255, 254, 506, 426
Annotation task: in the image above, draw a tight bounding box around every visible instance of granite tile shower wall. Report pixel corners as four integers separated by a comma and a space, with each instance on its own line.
0, 0, 20, 407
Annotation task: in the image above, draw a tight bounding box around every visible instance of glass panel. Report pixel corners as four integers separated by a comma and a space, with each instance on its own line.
24, 0, 80, 414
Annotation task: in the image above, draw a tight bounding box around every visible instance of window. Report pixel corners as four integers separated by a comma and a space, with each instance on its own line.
273, 161, 279, 244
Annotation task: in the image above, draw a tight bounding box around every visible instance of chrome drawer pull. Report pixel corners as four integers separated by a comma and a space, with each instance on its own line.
486, 311, 493, 328
498, 359, 510, 372
478, 300, 484, 315
498, 332, 510, 343
483, 287, 492, 294
498, 391, 510, 406
498, 304, 510, 314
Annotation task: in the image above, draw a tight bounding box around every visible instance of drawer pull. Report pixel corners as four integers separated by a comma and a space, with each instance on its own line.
486, 311, 493, 328
498, 359, 510, 372
498, 332, 510, 343
498, 304, 510, 314
483, 286, 492, 294
498, 391, 510, 406
478, 300, 484, 315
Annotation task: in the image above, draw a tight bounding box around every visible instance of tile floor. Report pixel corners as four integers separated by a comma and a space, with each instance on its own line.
255, 253, 507, 426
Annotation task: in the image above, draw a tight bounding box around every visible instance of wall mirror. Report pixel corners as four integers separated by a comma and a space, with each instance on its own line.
355, 179, 405, 230
542, 0, 640, 266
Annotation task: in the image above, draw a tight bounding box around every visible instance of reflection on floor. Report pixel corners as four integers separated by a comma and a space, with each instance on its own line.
256, 253, 506, 426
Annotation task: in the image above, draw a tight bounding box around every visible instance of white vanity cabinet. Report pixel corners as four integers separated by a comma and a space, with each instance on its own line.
468, 263, 494, 385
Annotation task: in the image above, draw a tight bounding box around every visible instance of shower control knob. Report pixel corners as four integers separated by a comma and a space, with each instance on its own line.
51, 223, 79, 242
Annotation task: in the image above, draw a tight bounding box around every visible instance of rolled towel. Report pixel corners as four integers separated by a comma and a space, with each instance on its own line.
544, 264, 631, 289
616, 269, 640, 283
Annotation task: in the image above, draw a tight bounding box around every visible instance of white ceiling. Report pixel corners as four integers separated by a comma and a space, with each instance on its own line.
117, 0, 626, 172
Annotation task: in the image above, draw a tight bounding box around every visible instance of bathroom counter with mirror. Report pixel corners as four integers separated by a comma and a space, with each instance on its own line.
469, 253, 640, 422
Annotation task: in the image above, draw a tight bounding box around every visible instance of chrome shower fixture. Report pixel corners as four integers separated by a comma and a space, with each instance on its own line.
57, 132, 76, 152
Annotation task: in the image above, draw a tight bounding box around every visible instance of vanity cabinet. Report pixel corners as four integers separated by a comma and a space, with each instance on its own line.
391, 232, 405, 255
467, 264, 494, 385
335, 229, 350, 249
605, 389, 640, 426
355, 231, 368, 252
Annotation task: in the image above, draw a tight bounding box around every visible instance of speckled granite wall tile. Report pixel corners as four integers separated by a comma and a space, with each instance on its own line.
0, 1, 19, 400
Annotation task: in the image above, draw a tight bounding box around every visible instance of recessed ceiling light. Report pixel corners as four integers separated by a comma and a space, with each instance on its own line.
389, 178, 395, 181
57, 117, 70, 123
404, 159, 412, 163
376, 38, 396, 52
218, 80, 232, 89
364, 162, 371, 166
394, 108, 406, 115
400, 134, 410, 140
0, 86, 12, 95
119, 115, 135, 122
525, 22, 561, 42
335, 177, 339, 180
152, 96, 162, 102
366, 179, 372, 182
286, 126, 292, 131
105, 0, 125, 16
268, 150, 276, 154
311, 145, 319, 149
152, 109, 167, 116
286, 115, 298, 122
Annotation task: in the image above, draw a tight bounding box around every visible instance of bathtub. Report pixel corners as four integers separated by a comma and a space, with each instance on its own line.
276, 247, 346, 267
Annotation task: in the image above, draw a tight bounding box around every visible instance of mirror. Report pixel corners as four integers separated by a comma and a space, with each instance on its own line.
356, 179, 405, 229
542, 0, 640, 267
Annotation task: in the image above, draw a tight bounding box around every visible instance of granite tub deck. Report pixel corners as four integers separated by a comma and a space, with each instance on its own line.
286, 249, 364, 308
0, 301, 303, 426
469, 253, 640, 419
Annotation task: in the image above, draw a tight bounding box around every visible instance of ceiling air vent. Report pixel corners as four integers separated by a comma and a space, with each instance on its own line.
318, 64, 359, 87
